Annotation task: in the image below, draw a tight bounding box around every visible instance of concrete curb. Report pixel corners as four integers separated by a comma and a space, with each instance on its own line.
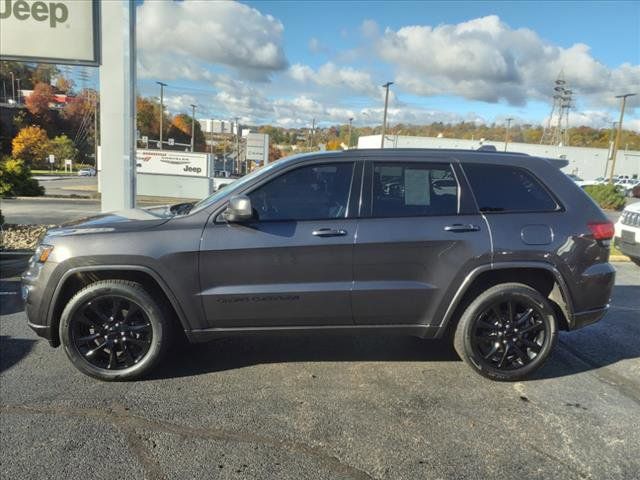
9, 196, 98, 202
610, 255, 630, 262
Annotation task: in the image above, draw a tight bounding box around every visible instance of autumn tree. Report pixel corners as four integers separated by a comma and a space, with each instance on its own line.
48, 135, 78, 165
136, 96, 169, 143
25, 82, 55, 124
31, 64, 58, 85
12, 126, 50, 167
55, 76, 75, 94
269, 144, 283, 162
167, 113, 206, 151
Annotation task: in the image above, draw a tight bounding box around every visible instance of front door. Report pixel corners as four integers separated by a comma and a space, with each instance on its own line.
352, 159, 491, 326
199, 160, 359, 328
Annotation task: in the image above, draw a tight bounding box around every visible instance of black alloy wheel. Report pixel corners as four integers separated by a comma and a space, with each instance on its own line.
70, 295, 152, 370
470, 299, 546, 371
453, 282, 558, 381
60, 280, 172, 381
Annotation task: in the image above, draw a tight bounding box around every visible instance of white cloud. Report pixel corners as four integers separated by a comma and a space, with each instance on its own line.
137, 0, 288, 82
361, 19, 379, 38
375, 15, 640, 110
288, 62, 378, 96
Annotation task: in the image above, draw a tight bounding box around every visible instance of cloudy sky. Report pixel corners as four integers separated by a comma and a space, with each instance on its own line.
133, 0, 640, 130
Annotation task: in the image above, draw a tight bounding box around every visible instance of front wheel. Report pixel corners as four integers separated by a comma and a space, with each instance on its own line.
59, 280, 172, 381
453, 283, 558, 381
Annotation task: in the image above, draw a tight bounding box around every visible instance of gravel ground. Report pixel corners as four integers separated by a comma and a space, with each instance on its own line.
0, 263, 639, 479
0, 225, 51, 250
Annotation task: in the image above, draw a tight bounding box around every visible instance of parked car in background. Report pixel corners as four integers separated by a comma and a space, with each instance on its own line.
616, 178, 640, 197
77, 167, 96, 176
23, 149, 616, 382
615, 202, 640, 266
565, 173, 598, 188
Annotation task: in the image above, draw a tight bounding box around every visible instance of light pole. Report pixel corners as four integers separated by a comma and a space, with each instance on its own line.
609, 93, 636, 182
381, 82, 393, 148
504, 117, 513, 152
10, 72, 15, 103
156, 81, 167, 149
190, 104, 197, 152
16, 78, 21, 104
347, 117, 353, 149
234, 117, 240, 174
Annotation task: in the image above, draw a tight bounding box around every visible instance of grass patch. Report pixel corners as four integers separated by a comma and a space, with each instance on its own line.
31, 170, 75, 176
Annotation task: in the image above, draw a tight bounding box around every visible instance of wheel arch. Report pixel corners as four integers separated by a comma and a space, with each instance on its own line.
439, 262, 573, 336
47, 265, 189, 347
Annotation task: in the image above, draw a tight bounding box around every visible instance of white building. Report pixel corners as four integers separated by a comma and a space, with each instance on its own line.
357, 135, 640, 180
198, 119, 232, 134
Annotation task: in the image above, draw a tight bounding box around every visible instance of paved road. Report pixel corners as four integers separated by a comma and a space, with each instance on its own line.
34, 175, 98, 197
1, 263, 639, 479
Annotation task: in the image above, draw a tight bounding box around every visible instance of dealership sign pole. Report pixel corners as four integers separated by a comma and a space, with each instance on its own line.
98, 0, 136, 211
1, 0, 138, 212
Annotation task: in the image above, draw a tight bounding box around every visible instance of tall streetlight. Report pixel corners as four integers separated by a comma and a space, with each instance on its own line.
10, 72, 15, 103
190, 104, 197, 152
347, 117, 353, 149
609, 93, 636, 182
381, 82, 393, 148
156, 81, 167, 149
504, 117, 513, 152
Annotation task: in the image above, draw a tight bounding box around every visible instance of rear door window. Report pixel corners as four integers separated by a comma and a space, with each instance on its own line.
463, 164, 559, 213
371, 162, 458, 217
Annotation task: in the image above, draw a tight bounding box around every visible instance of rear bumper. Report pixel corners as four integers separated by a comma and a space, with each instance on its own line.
571, 306, 608, 330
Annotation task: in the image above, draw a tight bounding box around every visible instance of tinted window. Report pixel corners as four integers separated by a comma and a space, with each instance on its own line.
371, 163, 458, 217
464, 164, 558, 213
248, 162, 354, 221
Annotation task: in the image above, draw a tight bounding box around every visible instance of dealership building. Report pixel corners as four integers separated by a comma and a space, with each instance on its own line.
358, 135, 640, 180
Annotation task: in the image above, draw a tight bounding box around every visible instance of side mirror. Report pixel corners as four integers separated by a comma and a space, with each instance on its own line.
223, 195, 253, 222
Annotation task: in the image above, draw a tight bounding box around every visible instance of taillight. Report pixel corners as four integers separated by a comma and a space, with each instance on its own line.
587, 221, 614, 241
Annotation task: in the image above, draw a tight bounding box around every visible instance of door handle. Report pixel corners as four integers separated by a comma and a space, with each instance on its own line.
312, 228, 347, 237
444, 224, 480, 232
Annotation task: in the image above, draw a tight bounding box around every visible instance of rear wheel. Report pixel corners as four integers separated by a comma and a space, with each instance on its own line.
59, 280, 172, 381
453, 283, 558, 381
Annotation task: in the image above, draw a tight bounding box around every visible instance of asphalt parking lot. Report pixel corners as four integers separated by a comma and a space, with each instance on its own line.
1, 263, 639, 480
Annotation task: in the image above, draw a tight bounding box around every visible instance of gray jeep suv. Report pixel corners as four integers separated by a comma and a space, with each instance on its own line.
22, 149, 616, 381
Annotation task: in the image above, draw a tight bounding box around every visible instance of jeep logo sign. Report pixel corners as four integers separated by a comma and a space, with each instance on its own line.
135, 150, 210, 178
0, 0, 99, 65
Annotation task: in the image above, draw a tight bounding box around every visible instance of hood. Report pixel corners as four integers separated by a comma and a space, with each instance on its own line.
626, 201, 640, 214
47, 206, 173, 237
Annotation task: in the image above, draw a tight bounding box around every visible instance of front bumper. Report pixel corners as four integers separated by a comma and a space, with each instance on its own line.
22, 258, 59, 346
614, 236, 640, 259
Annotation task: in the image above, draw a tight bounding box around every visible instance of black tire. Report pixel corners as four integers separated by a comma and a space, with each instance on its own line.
59, 280, 172, 381
453, 283, 558, 381
630, 257, 640, 267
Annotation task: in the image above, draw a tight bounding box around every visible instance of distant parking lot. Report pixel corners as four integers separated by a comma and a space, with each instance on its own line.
1, 262, 639, 479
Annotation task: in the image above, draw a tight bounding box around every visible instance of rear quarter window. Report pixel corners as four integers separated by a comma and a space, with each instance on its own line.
463, 164, 559, 213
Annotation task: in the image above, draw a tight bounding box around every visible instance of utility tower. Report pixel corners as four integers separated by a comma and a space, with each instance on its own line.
540, 72, 573, 146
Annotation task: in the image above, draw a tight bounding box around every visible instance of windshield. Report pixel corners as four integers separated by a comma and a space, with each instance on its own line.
190, 161, 283, 213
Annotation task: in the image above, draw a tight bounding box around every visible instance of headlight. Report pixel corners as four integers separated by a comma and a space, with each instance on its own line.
34, 244, 54, 263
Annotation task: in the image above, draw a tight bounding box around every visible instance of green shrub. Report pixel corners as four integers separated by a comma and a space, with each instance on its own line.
0, 157, 45, 197
583, 184, 626, 211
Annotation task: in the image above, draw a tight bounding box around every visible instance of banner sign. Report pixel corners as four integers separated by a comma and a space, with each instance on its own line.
0, 0, 100, 66
246, 133, 269, 165
136, 150, 210, 177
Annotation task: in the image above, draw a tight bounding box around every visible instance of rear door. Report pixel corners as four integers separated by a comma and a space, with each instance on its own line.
352, 157, 491, 326
199, 159, 361, 328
